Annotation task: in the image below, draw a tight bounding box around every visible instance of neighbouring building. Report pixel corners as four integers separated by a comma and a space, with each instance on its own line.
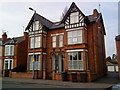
116, 35, 120, 79
25, 2, 107, 82
0, 38, 2, 74
2, 32, 28, 77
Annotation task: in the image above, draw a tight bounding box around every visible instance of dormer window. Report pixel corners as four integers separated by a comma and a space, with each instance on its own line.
70, 12, 79, 24
33, 21, 39, 31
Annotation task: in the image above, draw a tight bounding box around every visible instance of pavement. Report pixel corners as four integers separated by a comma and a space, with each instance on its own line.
1, 72, 120, 89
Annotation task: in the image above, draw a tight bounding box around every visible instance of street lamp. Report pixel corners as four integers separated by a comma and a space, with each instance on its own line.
29, 7, 36, 79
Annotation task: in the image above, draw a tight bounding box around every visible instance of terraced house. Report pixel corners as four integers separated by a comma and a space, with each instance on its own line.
1, 32, 28, 77
25, 2, 107, 82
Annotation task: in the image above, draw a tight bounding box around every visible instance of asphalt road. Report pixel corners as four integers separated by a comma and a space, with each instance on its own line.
2, 80, 66, 88
1, 72, 119, 90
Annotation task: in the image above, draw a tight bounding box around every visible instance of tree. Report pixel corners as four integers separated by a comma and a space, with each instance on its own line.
60, 6, 68, 21
106, 56, 112, 62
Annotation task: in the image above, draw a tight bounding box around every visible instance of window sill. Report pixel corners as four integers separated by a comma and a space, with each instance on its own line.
68, 69, 84, 71
66, 43, 87, 46
5, 55, 14, 57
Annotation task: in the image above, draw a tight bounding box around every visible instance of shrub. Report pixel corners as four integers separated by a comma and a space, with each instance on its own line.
12, 64, 27, 72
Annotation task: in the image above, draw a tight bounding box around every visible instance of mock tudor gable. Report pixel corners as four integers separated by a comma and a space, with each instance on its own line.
61, 2, 86, 29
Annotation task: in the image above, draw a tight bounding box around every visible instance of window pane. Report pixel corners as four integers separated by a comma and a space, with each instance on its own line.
29, 56, 33, 70
33, 21, 39, 30
52, 36, 56, 41
78, 36, 82, 43
52, 36, 56, 47
30, 37, 34, 48
73, 37, 77, 42
78, 52, 82, 60
73, 52, 77, 60
5, 61, 8, 70
59, 35, 63, 47
70, 12, 79, 24
68, 32, 72, 37
77, 30, 82, 36
35, 37, 40, 48
52, 55, 56, 70
72, 31, 77, 37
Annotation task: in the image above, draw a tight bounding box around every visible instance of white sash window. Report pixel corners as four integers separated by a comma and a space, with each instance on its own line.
5, 45, 14, 56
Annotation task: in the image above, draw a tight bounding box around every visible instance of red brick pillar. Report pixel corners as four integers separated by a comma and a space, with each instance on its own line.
43, 70, 46, 80
86, 70, 92, 82
116, 35, 120, 79
52, 70, 56, 80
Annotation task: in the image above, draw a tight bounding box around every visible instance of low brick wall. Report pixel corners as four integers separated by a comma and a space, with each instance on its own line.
10, 72, 32, 79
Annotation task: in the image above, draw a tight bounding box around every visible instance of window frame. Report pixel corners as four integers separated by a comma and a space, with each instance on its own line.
70, 12, 79, 24
5, 45, 14, 56
30, 36, 41, 49
58, 35, 63, 47
52, 36, 56, 48
68, 51, 84, 70
33, 21, 39, 31
67, 30, 82, 45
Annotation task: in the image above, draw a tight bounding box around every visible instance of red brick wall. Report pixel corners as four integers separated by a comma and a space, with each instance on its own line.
10, 72, 32, 79
116, 36, 120, 79
87, 18, 106, 80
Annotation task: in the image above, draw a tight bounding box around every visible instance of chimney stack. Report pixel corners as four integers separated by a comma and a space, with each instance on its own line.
93, 9, 99, 17
24, 32, 28, 40
2, 32, 7, 41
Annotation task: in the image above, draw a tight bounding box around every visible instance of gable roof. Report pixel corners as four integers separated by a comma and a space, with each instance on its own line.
49, 22, 64, 30
87, 13, 106, 35
2, 36, 24, 45
25, 13, 53, 31
61, 2, 85, 23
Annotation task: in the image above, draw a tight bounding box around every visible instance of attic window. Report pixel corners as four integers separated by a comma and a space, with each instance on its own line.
70, 12, 79, 24
33, 21, 39, 31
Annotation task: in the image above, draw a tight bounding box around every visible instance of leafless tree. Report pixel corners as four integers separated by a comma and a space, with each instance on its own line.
60, 6, 68, 21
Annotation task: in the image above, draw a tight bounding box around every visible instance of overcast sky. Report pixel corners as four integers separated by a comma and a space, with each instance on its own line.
0, 1, 118, 57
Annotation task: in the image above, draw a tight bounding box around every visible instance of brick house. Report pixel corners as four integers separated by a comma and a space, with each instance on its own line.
25, 2, 107, 82
2, 32, 28, 77
116, 35, 120, 79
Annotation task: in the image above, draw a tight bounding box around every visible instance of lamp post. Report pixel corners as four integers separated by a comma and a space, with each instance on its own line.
29, 7, 36, 79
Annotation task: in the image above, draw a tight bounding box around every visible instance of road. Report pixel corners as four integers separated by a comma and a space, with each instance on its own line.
2, 80, 64, 88
1, 72, 120, 89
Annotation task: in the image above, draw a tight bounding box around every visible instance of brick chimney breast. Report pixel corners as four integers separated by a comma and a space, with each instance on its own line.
93, 9, 99, 17
24, 32, 28, 40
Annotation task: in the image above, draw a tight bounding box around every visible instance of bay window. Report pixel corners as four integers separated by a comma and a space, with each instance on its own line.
68, 30, 82, 44
70, 12, 79, 24
5, 45, 14, 56
30, 36, 41, 49
68, 52, 83, 70
29, 54, 40, 70
52, 36, 56, 48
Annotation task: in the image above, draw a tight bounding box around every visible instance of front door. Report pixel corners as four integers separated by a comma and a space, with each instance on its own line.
4, 59, 13, 77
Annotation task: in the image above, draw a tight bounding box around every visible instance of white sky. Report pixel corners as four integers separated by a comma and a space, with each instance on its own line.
0, 1, 118, 57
